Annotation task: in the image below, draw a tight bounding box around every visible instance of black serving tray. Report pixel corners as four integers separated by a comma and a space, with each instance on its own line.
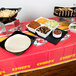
0, 7, 21, 24
0, 31, 36, 55
54, 6, 76, 17
26, 28, 68, 45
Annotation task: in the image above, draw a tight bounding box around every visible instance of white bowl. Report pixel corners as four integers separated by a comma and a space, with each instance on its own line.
36, 26, 52, 38
52, 30, 62, 38
69, 22, 76, 33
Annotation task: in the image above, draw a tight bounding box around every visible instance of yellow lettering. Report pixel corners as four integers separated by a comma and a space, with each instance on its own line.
72, 54, 76, 57
2, 71, 5, 73
37, 60, 54, 66
27, 65, 30, 68
15, 68, 18, 71
0, 72, 1, 75
60, 54, 76, 60
12, 68, 15, 71
12, 65, 31, 71
0, 71, 5, 75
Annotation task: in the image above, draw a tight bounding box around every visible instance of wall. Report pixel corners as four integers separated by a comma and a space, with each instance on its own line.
0, 0, 76, 22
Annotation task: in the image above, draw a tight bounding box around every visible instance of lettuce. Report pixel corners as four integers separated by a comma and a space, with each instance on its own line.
45, 20, 59, 28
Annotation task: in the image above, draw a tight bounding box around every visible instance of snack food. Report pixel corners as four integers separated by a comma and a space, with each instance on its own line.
57, 22, 70, 30
59, 22, 70, 26
45, 20, 59, 28
55, 7, 74, 17
0, 9, 18, 17
5, 34, 31, 53
37, 18, 48, 24
28, 21, 40, 29
53, 30, 62, 38
69, 22, 76, 33
71, 26, 76, 29
36, 26, 50, 34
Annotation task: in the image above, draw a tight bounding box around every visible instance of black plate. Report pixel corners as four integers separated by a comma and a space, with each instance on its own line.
54, 6, 76, 17
0, 31, 36, 55
0, 8, 21, 24
26, 28, 68, 45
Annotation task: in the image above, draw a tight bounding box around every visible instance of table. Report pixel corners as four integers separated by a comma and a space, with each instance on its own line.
0, 17, 76, 76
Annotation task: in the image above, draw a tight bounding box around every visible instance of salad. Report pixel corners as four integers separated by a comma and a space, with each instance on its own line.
44, 20, 59, 28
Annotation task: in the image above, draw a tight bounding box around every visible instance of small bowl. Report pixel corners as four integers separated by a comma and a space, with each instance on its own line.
52, 30, 62, 38
69, 22, 76, 33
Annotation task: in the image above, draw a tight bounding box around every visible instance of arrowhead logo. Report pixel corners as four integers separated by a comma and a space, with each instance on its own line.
34, 34, 71, 46
61, 34, 71, 41
34, 38, 47, 46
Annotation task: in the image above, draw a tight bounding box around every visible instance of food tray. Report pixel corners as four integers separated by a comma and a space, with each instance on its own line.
0, 7, 21, 24
26, 17, 59, 33
54, 6, 76, 17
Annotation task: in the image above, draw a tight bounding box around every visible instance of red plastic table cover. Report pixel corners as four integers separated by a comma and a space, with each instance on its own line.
0, 17, 76, 76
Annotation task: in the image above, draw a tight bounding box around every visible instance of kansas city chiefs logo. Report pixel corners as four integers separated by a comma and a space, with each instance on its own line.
34, 38, 47, 46
61, 34, 71, 41
34, 34, 71, 46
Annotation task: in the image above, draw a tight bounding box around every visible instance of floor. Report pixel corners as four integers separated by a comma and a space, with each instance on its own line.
12, 60, 76, 76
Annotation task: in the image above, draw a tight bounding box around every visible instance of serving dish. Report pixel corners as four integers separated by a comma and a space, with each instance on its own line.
52, 30, 62, 38
69, 22, 76, 33
36, 25, 52, 38
0, 7, 21, 24
54, 6, 76, 17
26, 17, 59, 34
